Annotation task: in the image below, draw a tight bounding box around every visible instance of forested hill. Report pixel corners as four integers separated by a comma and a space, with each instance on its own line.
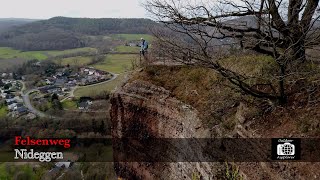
0, 17, 157, 51
0, 18, 39, 33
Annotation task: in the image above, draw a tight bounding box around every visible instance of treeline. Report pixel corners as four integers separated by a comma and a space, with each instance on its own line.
0, 18, 38, 33
0, 17, 157, 50
0, 28, 85, 50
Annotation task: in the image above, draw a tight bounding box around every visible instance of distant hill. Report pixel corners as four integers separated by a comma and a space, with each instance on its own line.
0, 17, 158, 51
0, 18, 40, 33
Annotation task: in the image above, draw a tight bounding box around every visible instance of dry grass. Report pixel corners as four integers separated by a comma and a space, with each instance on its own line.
131, 54, 320, 135
131, 65, 242, 127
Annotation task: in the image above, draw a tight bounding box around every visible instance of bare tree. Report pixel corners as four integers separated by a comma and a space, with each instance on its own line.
145, 0, 320, 104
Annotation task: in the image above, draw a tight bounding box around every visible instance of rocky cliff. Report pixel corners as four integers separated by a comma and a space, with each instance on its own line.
110, 80, 227, 179
110, 75, 320, 180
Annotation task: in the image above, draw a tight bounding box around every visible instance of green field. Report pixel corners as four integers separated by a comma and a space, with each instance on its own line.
93, 54, 138, 73
0, 47, 98, 71
0, 47, 47, 60
0, 47, 97, 60
0, 106, 8, 118
62, 99, 78, 110
111, 34, 153, 42
115, 45, 140, 53
74, 74, 125, 97
56, 56, 93, 66
46, 47, 97, 57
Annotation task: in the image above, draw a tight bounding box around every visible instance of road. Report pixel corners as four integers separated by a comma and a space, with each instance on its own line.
19, 80, 48, 118
22, 89, 48, 118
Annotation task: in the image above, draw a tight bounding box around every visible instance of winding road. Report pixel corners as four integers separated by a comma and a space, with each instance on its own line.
22, 89, 47, 118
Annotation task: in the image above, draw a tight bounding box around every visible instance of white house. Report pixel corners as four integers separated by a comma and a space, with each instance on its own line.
8, 102, 17, 110
1, 92, 7, 98
88, 70, 95, 76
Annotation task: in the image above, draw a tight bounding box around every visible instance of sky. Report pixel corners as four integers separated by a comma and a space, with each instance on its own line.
0, 0, 148, 19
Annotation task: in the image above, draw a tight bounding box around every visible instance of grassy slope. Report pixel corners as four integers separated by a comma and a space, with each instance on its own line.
115, 45, 140, 53
0, 47, 97, 59
93, 54, 138, 73
0, 106, 8, 118
0, 47, 47, 60
131, 66, 237, 126
56, 56, 92, 66
130, 55, 276, 128
62, 99, 78, 110
46, 47, 97, 56
74, 74, 125, 97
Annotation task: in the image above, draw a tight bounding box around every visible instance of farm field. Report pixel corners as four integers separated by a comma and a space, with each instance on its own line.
93, 54, 138, 74
0, 47, 97, 59
115, 45, 140, 53
74, 74, 125, 97
111, 34, 153, 42
0, 47, 98, 71
45, 47, 97, 57
0, 47, 47, 60
56, 56, 93, 66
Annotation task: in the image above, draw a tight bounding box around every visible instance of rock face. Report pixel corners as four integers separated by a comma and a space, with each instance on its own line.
110, 79, 320, 180
110, 80, 222, 179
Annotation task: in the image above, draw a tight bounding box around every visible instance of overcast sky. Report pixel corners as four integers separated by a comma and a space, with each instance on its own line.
0, 0, 148, 19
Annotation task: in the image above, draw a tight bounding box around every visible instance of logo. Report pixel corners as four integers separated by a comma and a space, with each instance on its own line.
272, 138, 300, 160
277, 142, 295, 155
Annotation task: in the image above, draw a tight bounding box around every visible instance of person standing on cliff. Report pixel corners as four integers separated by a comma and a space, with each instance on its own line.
140, 38, 149, 64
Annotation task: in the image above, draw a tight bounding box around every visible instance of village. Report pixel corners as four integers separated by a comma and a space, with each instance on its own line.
0, 77, 34, 119
38, 66, 112, 95
0, 65, 113, 119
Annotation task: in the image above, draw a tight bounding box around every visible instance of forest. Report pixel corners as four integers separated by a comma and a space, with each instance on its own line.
0, 17, 157, 50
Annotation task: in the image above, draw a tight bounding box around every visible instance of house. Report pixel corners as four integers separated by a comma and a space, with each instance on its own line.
7, 101, 17, 110
78, 102, 89, 110
1, 92, 7, 98
79, 97, 93, 105
55, 78, 66, 87
13, 103, 24, 111
94, 71, 102, 76
80, 78, 88, 85
47, 87, 61, 94
5, 94, 15, 103
56, 72, 63, 77
69, 72, 79, 78
39, 86, 61, 94
88, 70, 95, 76
16, 106, 28, 115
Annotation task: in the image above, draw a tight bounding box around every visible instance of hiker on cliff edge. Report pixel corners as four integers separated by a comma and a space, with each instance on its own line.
140, 37, 149, 65
140, 38, 148, 56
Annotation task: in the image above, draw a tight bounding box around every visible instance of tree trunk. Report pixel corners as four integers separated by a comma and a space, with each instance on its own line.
292, 41, 306, 62
278, 65, 287, 105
